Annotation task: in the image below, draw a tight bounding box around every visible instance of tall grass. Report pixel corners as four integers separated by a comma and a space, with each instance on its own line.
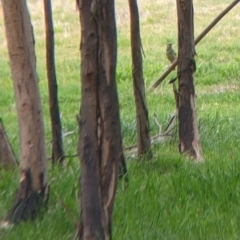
1, 0, 240, 239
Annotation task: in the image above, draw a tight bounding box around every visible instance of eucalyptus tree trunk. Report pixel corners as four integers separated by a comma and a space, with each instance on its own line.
128, 0, 152, 159
78, 0, 104, 238
97, 0, 125, 236
1, 0, 49, 224
176, 0, 203, 162
43, 0, 64, 165
78, 0, 125, 239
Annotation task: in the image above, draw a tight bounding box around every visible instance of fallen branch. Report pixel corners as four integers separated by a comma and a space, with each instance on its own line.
124, 130, 173, 151
47, 153, 78, 161
124, 112, 177, 158
153, 112, 162, 134
149, 0, 240, 90
47, 129, 175, 160
47, 113, 178, 160
47, 131, 75, 144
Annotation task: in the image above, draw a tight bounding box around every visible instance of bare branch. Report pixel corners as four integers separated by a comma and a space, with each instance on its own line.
149, 0, 240, 90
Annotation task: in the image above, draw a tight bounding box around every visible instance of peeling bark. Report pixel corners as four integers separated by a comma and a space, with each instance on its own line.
97, 0, 125, 237
176, 0, 203, 162
78, 0, 125, 239
128, 0, 152, 159
43, 0, 64, 165
1, 0, 49, 223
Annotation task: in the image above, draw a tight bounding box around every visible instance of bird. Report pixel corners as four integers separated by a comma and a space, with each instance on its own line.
166, 43, 177, 63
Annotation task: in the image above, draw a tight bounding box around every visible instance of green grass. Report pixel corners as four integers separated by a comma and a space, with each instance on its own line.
1, 0, 240, 239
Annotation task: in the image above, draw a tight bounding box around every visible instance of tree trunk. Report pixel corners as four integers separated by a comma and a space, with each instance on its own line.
97, 0, 125, 237
0, 119, 18, 168
78, 0, 105, 239
43, 0, 65, 165
1, 0, 49, 224
176, 0, 203, 162
78, 0, 125, 238
128, 0, 152, 159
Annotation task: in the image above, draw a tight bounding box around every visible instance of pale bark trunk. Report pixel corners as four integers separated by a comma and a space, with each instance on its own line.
43, 0, 65, 165
176, 0, 203, 162
1, 0, 49, 224
129, 0, 152, 159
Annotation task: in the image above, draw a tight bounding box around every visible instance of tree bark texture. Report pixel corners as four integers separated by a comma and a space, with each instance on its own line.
0, 119, 17, 168
176, 0, 203, 162
1, 0, 49, 224
78, 0, 105, 239
78, 0, 125, 239
128, 0, 152, 159
97, 0, 124, 237
43, 0, 64, 165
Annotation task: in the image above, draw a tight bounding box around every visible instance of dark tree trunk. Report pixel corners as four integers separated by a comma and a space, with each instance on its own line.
97, 0, 125, 237
43, 0, 64, 165
128, 0, 152, 159
78, 0, 125, 239
96, 0, 127, 181
1, 0, 49, 225
176, 0, 203, 162
0, 119, 17, 168
78, 0, 105, 239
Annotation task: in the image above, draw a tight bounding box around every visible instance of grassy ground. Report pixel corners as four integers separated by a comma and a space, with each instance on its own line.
1, 0, 240, 239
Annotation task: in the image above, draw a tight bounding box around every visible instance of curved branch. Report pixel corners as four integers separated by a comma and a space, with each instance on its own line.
150, 0, 240, 90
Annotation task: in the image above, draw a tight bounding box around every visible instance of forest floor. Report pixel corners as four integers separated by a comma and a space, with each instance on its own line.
1, 0, 240, 239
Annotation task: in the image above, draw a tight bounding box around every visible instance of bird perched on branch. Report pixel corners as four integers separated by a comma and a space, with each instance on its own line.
166, 43, 177, 63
